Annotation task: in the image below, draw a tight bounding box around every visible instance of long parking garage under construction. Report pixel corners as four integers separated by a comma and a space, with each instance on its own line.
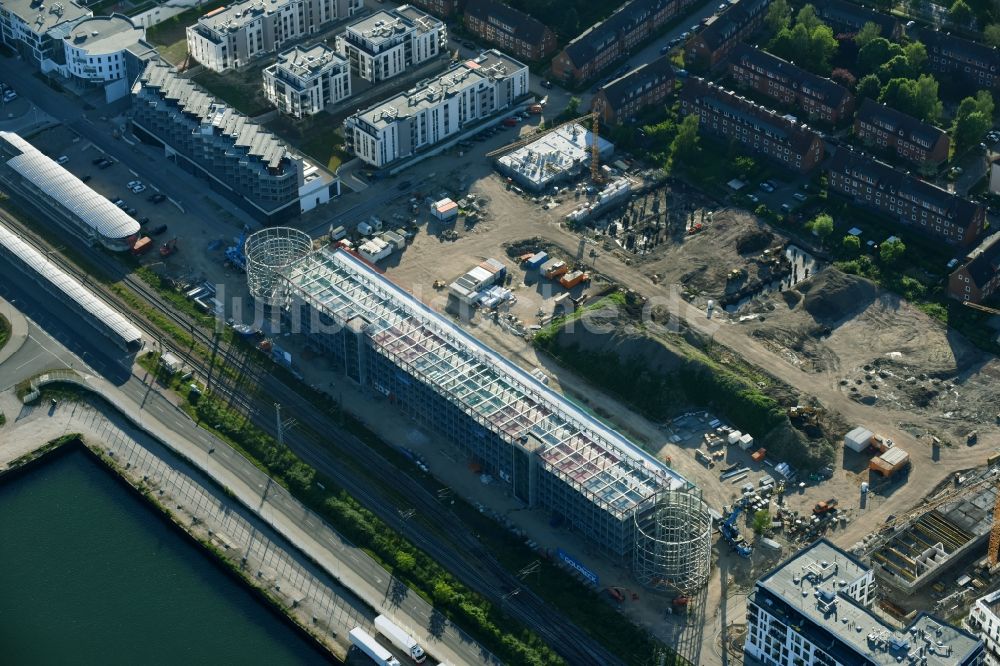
251, 240, 713, 593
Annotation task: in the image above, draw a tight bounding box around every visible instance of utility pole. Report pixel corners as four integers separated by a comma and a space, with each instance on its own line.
275, 403, 296, 448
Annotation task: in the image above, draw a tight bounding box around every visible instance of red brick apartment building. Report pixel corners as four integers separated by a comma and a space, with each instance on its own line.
407, 0, 461, 18
591, 56, 674, 124
464, 0, 557, 62
854, 99, 950, 167
812, 0, 901, 39
551, 0, 694, 84
684, 0, 771, 70
949, 234, 1000, 303
728, 44, 854, 124
916, 27, 1000, 91
679, 77, 825, 172
826, 148, 985, 246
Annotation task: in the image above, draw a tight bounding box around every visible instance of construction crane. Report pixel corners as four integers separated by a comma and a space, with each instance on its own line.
989, 486, 1000, 568
590, 105, 604, 185
963, 301, 1000, 316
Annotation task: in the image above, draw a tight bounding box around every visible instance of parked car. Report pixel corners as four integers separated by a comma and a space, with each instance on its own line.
56, 155, 69, 165
150, 224, 168, 235
148, 193, 167, 203
97, 158, 114, 169
747, 193, 760, 204
792, 192, 807, 202
759, 181, 775, 193
130, 184, 146, 193
462, 41, 476, 50
541, 79, 553, 89
127, 180, 142, 188
780, 203, 792, 213
92, 156, 106, 165
397, 180, 412, 190
660, 45, 670, 54
3, 90, 17, 102
80, 174, 92, 183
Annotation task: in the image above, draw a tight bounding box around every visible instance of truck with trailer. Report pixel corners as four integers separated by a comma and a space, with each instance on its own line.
374, 614, 426, 663
350, 627, 401, 666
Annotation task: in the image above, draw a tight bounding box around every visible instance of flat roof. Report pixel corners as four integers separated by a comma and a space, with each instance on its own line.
0, 221, 143, 346
2, 0, 91, 35
0, 131, 140, 241
758, 540, 981, 665
65, 14, 143, 55
351, 50, 525, 130
496, 123, 613, 188
280, 249, 688, 516
267, 43, 346, 79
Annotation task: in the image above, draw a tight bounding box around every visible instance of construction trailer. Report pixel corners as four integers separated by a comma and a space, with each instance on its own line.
870, 447, 910, 478
844, 426, 876, 452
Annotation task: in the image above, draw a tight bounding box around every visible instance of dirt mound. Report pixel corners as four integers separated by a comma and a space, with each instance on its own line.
554, 324, 685, 375
736, 229, 774, 254
780, 290, 802, 309
799, 270, 877, 323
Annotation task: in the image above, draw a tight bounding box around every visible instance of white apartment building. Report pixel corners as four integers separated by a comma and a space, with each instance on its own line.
186, 0, 363, 73
0, 0, 91, 72
334, 4, 445, 83
63, 15, 144, 83
263, 43, 351, 117
344, 49, 528, 169
745, 539, 984, 666
968, 590, 1000, 666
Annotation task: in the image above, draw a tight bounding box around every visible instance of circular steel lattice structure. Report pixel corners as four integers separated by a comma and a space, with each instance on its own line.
245, 227, 312, 307
633, 489, 713, 594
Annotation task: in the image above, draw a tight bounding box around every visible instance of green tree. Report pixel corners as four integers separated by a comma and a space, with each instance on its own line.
879, 75, 942, 123
854, 21, 883, 48
395, 550, 416, 573
880, 237, 906, 264
432, 579, 456, 605
796, 3, 822, 31
752, 510, 772, 535
904, 41, 927, 71
954, 91, 995, 151
734, 155, 756, 177
566, 96, 580, 116
985, 23, 1000, 47
668, 114, 700, 171
949, 0, 974, 26
858, 37, 903, 74
842, 234, 861, 254
856, 73, 882, 101
560, 7, 580, 37
807, 213, 834, 246
765, 0, 792, 34
878, 54, 915, 81
809, 24, 839, 72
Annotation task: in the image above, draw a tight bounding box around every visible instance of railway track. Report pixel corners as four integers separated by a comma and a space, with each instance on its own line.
0, 210, 626, 666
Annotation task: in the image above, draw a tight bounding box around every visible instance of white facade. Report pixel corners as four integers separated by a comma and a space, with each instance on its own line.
0, 0, 91, 71
187, 0, 363, 72
344, 49, 529, 168
968, 590, 1000, 666
62, 15, 144, 83
334, 5, 444, 83
263, 44, 351, 117
746, 540, 984, 666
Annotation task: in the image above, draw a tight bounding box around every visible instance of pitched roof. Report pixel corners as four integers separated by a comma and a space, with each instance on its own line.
917, 27, 1000, 67
729, 44, 852, 108
962, 233, 1000, 287
695, 0, 771, 52
562, 0, 672, 67
681, 77, 822, 155
812, 0, 898, 36
599, 55, 674, 109
827, 147, 983, 226
464, 0, 550, 45
855, 98, 947, 150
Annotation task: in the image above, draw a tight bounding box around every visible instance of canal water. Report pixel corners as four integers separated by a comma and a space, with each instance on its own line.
0, 447, 332, 665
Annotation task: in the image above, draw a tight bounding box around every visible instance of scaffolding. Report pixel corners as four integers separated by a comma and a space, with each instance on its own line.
276, 248, 698, 557
632, 489, 713, 594
245, 226, 312, 307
